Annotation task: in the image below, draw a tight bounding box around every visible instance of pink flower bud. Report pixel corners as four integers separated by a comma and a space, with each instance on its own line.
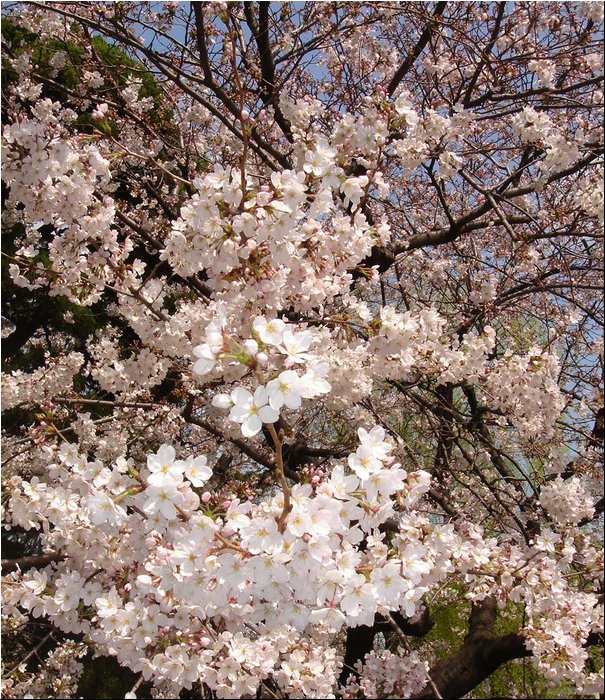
241, 110, 250, 120
200, 636, 211, 648
201, 491, 212, 503
221, 499, 232, 509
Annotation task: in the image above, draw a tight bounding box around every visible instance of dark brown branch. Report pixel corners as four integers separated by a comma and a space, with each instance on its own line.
386, 2, 448, 97
413, 598, 525, 699
360, 150, 602, 277
243, 2, 293, 141
427, 487, 457, 517
192, 2, 216, 89
466, 595, 497, 642
1, 553, 64, 573
466, 74, 605, 109
433, 383, 455, 484
339, 623, 377, 688
191, 2, 292, 168
389, 606, 434, 638
461, 3, 506, 106
339, 607, 434, 688
590, 406, 604, 445
414, 598, 603, 699
182, 397, 276, 472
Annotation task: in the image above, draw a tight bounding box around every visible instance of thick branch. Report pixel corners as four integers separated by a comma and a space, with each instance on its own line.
1, 553, 63, 573
191, 2, 292, 168
413, 598, 522, 699
433, 383, 455, 483
243, 2, 293, 140
386, 2, 448, 97
339, 607, 434, 688
414, 598, 602, 699
359, 150, 603, 278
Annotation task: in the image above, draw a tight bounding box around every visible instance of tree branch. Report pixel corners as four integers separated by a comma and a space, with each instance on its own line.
413, 597, 602, 699
243, 1, 293, 141
386, 2, 448, 97
1, 553, 64, 573
182, 397, 276, 472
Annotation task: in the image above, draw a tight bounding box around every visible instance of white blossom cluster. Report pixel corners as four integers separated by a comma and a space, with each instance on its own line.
162, 108, 391, 315
4, 426, 436, 697
87, 336, 171, 397
192, 306, 565, 444
1, 90, 127, 306
1, 352, 84, 411
483, 349, 565, 439
539, 476, 596, 525
510, 106, 591, 180
3, 99, 110, 227
342, 649, 429, 699
193, 313, 330, 436
1, 3, 603, 697
4, 421, 601, 696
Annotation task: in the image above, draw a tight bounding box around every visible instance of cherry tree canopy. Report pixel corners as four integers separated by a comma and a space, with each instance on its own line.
1, 2, 603, 698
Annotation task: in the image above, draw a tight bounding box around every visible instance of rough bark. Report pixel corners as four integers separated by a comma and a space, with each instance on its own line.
412, 597, 531, 699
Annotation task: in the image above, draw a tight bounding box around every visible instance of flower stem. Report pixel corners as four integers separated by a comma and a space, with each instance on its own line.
267, 423, 292, 533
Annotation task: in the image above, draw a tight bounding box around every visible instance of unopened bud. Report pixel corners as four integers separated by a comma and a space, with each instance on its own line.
212, 394, 233, 409
243, 339, 258, 355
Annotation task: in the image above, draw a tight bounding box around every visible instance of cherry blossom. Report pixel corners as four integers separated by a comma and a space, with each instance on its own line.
1, 3, 603, 699
229, 386, 279, 437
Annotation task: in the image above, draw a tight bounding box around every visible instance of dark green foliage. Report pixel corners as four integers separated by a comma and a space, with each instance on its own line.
1, 17, 84, 98
77, 655, 142, 700
1, 221, 98, 372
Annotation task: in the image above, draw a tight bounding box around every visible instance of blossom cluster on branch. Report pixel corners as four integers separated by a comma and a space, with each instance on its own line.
1, 2, 603, 698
